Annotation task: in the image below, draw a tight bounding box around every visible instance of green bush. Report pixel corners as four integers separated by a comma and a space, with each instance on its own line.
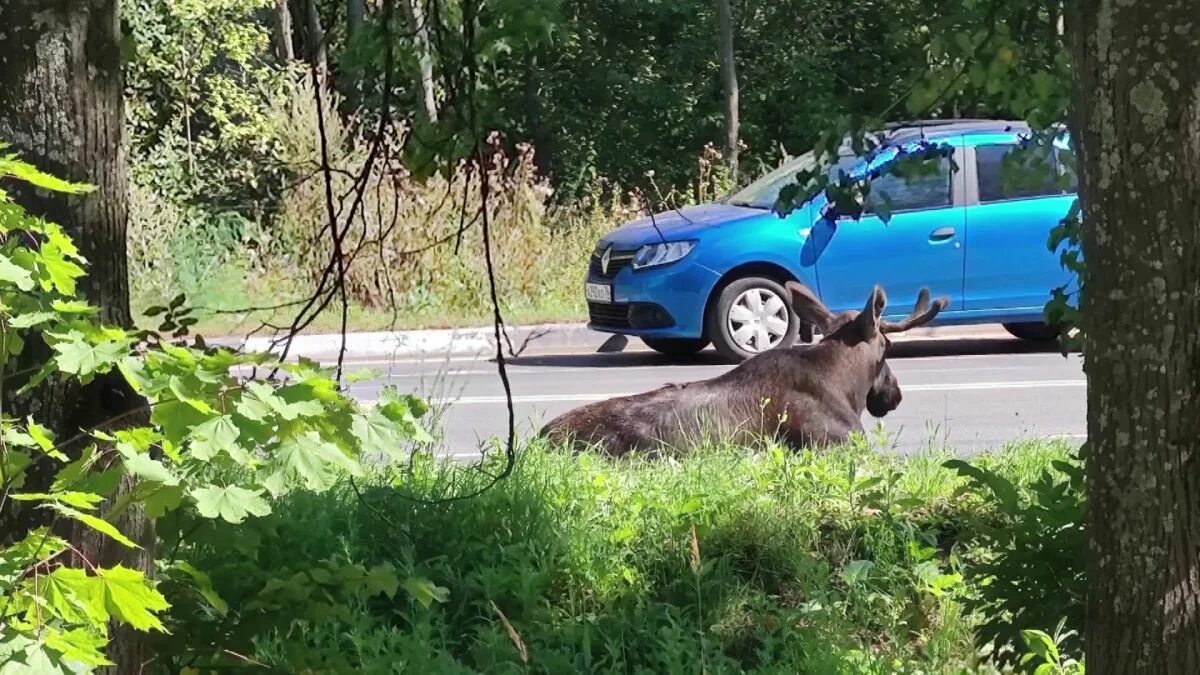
945, 449, 1086, 666
158, 438, 1084, 673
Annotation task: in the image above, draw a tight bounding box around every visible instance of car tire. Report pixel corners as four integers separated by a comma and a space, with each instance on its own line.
641, 337, 710, 358
707, 276, 801, 362
1003, 321, 1060, 342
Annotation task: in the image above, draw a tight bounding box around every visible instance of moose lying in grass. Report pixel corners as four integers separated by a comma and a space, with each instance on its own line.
540, 283, 948, 456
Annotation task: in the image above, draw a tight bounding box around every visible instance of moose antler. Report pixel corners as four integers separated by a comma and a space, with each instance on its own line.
785, 281, 837, 332
880, 288, 950, 334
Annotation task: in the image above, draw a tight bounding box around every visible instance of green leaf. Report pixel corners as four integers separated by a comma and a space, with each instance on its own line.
403, 576, 449, 608
4, 330, 24, 357
188, 415, 240, 461
0, 633, 79, 675
0, 529, 66, 586
9, 311, 58, 329
27, 419, 60, 457
0, 450, 31, 490
13, 491, 103, 510
53, 337, 127, 377
96, 565, 170, 632
1020, 628, 1059, 663
173, 562, 229, 616
189, 484, 271, 523
50, 300, 96, 314
266, 430, 364, 495
0, 254, 34, 291
45, 628, 112, 668
841, 560, 874, 585
364, 564, 400, 599
15, 359, 56, 395
73, 468, 123, 500
39, 567, 108, 625
152, 400, 211, 445
243, 381, 323, 421
121, 453, 177, 485
350, 410, 405, 460
943, 459, 1021, 513
4, 157, 93, 194
40, 243, 85, 296
168, 375, 215, 414
141, 484, 184, 519
49, 504, 138, 548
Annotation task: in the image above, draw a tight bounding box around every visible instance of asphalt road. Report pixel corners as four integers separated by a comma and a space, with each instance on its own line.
340, 334, 1087, 460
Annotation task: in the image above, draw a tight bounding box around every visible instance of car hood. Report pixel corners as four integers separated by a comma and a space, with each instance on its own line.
597, 203, 767, 250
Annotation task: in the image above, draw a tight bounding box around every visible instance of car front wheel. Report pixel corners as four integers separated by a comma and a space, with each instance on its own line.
707, 276, 800, 362
641, 337, 709, 358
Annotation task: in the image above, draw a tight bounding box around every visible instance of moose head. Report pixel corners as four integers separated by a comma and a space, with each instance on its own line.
540, 283, 949, 457
785, 281, 948, 421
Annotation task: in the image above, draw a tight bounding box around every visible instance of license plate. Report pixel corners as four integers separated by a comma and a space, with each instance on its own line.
584, 282, 612, 303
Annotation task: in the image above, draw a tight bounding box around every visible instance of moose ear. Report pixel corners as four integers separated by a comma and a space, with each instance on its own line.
785, 281, 834, 332
858, 285, 887, 337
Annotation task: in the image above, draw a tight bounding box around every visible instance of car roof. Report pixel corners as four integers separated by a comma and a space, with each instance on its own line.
833, 119, 1067, 158
884, 119, 1030, 142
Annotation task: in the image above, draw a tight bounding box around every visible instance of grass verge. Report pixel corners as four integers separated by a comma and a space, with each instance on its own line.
155, 438, 1083, 673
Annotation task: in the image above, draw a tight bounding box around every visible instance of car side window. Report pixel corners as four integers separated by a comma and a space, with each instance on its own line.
976, 143, 1062, 202
863, 156, 953, 215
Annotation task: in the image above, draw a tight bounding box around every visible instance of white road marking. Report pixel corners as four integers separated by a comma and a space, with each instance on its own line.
358, 379, 1085, 407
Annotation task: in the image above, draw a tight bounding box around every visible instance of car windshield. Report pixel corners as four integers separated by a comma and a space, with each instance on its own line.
726, 152, 863, 210
725, 138, 960, 211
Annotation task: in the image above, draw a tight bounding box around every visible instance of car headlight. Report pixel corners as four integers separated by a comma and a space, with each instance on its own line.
632, 240, 697, 270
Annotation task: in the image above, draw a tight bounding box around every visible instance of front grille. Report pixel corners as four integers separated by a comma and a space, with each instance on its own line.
588, 302, 631, 329
588, 249, 636, 280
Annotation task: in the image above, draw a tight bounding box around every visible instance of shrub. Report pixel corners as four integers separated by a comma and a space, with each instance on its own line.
945, 447, 1087, 666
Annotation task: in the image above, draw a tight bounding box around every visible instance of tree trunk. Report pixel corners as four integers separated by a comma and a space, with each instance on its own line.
348, 0, 366, 41
524, 51, 553, 177
273, 0, 295, 61
1067, 0, 1200, 672
305, 0, 329, 82
401, 0, 439, 122
716, 0, 739, 180
0, 1, 153, 672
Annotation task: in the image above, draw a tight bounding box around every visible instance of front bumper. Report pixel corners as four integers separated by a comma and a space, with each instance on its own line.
585, 259, 721, 339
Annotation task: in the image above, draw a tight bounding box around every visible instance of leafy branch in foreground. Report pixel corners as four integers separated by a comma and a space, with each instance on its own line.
0, 146, 433, 671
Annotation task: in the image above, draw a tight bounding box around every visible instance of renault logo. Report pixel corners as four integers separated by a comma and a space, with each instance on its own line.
600, 246, 612, 275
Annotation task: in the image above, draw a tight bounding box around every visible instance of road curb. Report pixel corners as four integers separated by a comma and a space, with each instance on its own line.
209, 320, 1015, 362
210, 322, 610, 361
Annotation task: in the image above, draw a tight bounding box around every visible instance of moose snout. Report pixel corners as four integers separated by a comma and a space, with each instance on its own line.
866, 385, 901, 418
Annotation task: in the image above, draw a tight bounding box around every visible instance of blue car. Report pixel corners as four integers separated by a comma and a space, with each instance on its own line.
584, 119, 1078, 361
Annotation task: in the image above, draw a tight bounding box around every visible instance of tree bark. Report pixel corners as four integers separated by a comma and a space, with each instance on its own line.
716, 0, 739, 180
305, 0, 329, 82
0, 1, 152, 672
401, 0, 439, 122
1067, 0, 1200, 672
274, 0, 296, 62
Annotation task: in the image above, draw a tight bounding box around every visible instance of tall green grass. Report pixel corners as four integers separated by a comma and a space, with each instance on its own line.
127, 85, 653, 336
155, 437, 1081, 673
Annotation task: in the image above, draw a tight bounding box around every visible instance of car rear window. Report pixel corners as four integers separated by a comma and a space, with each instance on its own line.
976, 143, 1063, 202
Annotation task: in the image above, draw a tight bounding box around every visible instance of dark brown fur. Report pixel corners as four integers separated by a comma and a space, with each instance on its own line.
540, 283, 948, 456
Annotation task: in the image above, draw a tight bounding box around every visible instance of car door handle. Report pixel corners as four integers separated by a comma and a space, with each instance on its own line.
929, 226, 956, 242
